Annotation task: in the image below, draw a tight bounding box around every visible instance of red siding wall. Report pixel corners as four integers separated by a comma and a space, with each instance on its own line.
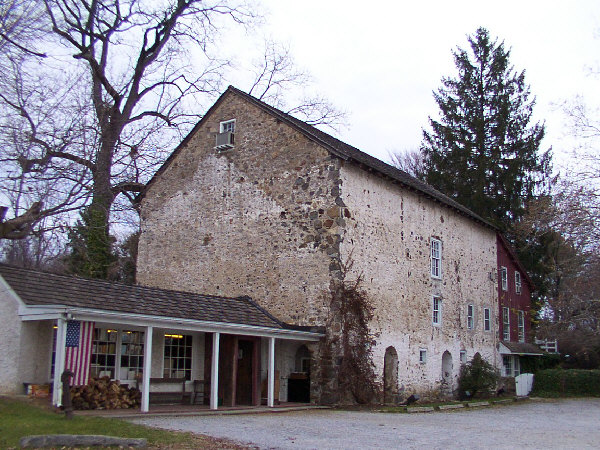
497, 235, 532, 343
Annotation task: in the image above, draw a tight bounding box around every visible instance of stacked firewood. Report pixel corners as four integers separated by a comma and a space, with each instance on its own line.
70, 377, 141, 410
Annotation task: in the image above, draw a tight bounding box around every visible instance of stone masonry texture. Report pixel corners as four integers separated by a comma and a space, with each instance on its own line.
137, 89, 499, 402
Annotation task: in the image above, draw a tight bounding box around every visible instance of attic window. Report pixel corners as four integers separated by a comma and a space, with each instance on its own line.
220, 119, 235, 133
215, 119, 235, 150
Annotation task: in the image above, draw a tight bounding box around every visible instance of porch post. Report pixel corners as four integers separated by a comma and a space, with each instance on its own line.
52, 317, 68, 406
210, 332, 220, 410
267, 337, 275, 407
141, 326, 153, 413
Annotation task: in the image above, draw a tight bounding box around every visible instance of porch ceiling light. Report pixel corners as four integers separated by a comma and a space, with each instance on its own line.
165, 334, 183, 338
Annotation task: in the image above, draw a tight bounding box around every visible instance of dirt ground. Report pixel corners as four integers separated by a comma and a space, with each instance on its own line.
130, 398, 600, 449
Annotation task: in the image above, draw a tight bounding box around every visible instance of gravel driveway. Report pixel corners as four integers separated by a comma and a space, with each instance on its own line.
130, 398, 600, 449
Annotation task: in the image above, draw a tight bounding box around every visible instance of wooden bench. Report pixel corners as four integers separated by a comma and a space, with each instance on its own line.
148, 377, 187, 404
190, 379, 207, 405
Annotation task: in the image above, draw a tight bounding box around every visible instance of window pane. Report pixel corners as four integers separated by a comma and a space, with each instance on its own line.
163, 334, 193, 380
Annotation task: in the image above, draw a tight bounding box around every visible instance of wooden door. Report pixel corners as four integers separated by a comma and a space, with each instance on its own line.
235, 339, 254, 405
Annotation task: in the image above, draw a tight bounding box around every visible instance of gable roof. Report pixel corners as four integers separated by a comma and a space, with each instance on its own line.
140, 86, 494, 229
0, 264, 288, 330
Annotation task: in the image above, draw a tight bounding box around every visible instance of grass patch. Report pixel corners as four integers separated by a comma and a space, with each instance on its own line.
0, 396, 246, 449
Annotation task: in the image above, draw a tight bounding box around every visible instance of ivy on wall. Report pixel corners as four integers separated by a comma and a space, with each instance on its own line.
323, 260, 380, 404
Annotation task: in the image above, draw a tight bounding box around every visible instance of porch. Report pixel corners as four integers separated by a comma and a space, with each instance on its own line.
0, 264, 323, 412
48, 317, 321, 412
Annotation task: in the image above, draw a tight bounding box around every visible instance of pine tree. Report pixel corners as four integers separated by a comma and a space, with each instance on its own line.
421, 27, 551, 232
66, 208, 117, 279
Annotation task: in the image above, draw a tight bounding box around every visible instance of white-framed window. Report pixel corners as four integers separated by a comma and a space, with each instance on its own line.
460, 350, 467, 364
163, 334, 193, 380
430, 238, 442, 278
500, 266, 508, 291
432, 296, 442, 326
88, 328, 145, 381
503, 355, 520, 377
502, 355, 513, 377
518, 310, 525, 343
484, 307, 491, 332
502, 307, 510, 341
220, 119, 235, 133
467, 304, 474, 330
419, 349, 427, 363
515, 271, 522, 294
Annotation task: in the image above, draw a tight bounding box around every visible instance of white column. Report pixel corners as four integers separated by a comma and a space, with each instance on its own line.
267, 337, 275, 407
210, 332, 220, 410
52, 317, 68, 406
141, 326, 153, 413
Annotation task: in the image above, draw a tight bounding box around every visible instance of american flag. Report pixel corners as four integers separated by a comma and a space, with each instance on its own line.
64, 320, 95, 386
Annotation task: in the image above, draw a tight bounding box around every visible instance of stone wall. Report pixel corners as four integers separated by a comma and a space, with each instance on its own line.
138, 89, 500, 402
138, 92, 342, 325
338, 162, 499, 397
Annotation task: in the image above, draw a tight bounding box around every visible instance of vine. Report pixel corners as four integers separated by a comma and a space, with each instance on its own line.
323, 259, 380, 404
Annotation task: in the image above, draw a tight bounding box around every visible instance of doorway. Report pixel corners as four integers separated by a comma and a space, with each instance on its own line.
235, 339, 255, 405
383, 346, 399, 404
442, 350, 453, 390
288, 345, 311, 402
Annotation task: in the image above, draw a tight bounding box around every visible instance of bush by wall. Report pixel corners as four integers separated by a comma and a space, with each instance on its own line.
531, 369, 600, 397
458, 354, 499, 399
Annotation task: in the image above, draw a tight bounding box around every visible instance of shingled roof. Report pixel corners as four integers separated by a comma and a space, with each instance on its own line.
0, 264, 285, 330
141, 86, 494, 229
500, 341, 545, 356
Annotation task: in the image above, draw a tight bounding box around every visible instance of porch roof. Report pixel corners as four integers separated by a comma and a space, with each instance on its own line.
499, 341, 545, 356
0, 264, 323, 340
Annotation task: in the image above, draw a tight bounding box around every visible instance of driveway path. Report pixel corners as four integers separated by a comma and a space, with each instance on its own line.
130, 398, 600, 449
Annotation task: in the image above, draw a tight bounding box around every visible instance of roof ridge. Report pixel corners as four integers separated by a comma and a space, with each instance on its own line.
225, 86, 494, 229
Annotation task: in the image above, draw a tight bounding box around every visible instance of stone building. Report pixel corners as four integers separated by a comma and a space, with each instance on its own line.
137, 86, 501, 403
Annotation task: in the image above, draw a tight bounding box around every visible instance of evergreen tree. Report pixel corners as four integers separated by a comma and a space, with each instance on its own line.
66, 207, 116, 279
421, 27, 551, 232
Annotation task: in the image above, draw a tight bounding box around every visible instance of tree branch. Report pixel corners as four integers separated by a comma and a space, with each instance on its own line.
0, 202, 42, 239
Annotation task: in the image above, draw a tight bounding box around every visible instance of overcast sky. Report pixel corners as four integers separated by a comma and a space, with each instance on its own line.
230, 0, 600, 168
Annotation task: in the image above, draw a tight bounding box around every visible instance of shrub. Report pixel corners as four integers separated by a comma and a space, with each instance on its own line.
520, 353, 561, 374
531, 369, 600, 396
458, 354, 499, 399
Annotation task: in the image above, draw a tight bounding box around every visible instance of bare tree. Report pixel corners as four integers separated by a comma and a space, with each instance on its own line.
1, 2, 345, 277
518, 177, 600, 343
0, 54, 94, 240
0, 0, 255, 276
562, 96, 600, 224
389, 149, 426, 179
0, 0, 47, 57
248, 39, 346, 129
